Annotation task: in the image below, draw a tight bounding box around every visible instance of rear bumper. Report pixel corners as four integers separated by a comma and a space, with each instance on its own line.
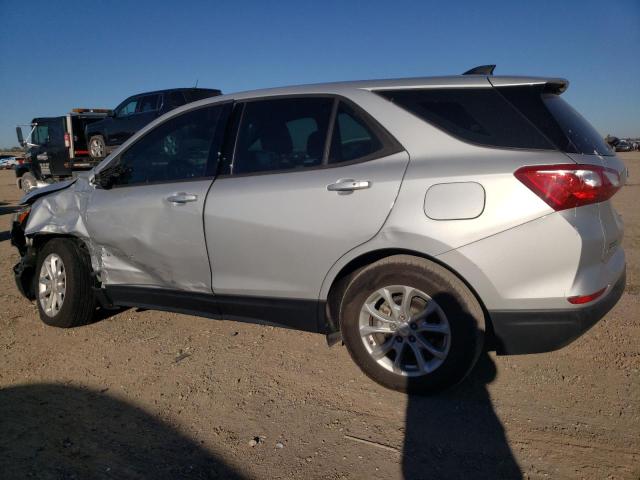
489, 267, 626, 355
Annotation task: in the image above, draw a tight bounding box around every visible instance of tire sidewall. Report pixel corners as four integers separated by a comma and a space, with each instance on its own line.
340, 257, 484, 394
35, 239, 91, 328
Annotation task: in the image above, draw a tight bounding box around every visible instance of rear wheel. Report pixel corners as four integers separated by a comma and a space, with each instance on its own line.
339, 255, 485, 394
35, 239, 96, 328
89, 135, 106, 159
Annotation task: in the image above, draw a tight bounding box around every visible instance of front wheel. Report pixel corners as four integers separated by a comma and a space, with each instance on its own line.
35, 239, 96, 328
20, 172, 37, 193
339, 255, 485, 394
88, 135, 106, 159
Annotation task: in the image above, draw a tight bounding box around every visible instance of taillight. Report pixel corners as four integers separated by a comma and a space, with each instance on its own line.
64, 132, 70, 148
514, 164, 622, 211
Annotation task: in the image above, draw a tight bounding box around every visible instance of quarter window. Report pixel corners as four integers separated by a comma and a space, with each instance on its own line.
165, 91, 186, 109
113, 105, 227, 186
233, 97, 333, 174
377, 88, 554, 150
329, 102, 384, 163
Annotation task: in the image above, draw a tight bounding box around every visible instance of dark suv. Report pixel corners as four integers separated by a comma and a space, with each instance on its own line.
85, 88, 221, 158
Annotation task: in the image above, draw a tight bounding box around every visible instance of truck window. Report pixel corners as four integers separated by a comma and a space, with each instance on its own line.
139, 94, 160, 113
32, 125, 49, 145
165, 91, 186, 109
116, 98, 138, 117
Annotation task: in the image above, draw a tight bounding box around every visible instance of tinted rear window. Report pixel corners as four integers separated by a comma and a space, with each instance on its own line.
497, 85, 612, 155
378, 86, 612, 155
378, 88, 554, 150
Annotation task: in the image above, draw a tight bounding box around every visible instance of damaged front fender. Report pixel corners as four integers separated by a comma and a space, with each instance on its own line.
21, 176, 107, 284
20, 178, 77, 206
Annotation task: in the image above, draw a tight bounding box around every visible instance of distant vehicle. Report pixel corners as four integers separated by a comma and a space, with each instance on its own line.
1, 156, 18, 169
85, 88, 222, 159
14, 156, 32, 189
16, 109, 110, 191
615, 141, 632, 152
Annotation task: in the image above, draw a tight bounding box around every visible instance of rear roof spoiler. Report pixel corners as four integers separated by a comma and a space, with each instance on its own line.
463, 65, 496, 75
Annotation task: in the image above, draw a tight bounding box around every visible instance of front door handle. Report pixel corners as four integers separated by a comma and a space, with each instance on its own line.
327, 179, 371, 192
166, 192, 198, 204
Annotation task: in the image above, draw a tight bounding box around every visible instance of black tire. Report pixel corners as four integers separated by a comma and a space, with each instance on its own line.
35, 238, 96, 328
21, 172, 37, 193
88, 135, 106, 159
339, 255, 485, 394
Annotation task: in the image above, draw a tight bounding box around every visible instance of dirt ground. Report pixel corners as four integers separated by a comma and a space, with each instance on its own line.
0, 154, 638, 480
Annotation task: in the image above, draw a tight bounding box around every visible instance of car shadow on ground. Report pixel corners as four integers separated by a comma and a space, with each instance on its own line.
402, 352, 521, 479
0, 383, 246, 479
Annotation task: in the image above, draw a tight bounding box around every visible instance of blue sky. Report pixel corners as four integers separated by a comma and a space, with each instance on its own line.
0, 0, 638, 147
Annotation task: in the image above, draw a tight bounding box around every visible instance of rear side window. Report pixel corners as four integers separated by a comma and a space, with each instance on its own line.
377, 88, 554, 150
497, 85, 612, 156
165, 91, 186, 109
329, 102, 384, 163
138, 94, 160, 113
233, 97, 333, 174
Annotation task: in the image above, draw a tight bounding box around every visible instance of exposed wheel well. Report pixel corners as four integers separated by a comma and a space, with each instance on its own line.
325, 248, 494, 344
19, 234, 93, 299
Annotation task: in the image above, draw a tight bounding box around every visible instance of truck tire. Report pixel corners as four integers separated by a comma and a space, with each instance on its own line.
35, 238, 96, 328
339, 255, 485, 394
21, 172, 37, 193
89, 135, 106, 159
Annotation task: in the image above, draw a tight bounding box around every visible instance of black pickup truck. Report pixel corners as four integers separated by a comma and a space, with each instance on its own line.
16, 109, 109, 191
85, 87, 221, 158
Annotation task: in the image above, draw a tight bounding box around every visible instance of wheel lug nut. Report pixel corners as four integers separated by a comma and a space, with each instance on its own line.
409, 335, 416, 342
410, 323, 417, 330
396, 336, 403, 343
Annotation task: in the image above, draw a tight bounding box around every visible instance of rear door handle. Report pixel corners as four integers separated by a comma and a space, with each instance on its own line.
327, 179, 371, 192
166, 192, 198, 204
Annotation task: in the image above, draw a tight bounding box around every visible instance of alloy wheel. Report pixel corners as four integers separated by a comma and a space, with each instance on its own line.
359, 285, 451, 376
38, 253, 67, 317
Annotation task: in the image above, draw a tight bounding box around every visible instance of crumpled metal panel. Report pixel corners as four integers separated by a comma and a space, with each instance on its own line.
23, 176, 213, 292
23, 176, 156, 286
25, 177, 92, 238
20, 178, 77, 205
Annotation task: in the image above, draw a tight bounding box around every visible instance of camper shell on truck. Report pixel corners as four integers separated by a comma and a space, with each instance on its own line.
16, 109, 109, 191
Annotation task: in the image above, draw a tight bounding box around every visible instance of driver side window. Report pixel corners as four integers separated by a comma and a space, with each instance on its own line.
112, 104, 228, 187
116, 98, 139, 118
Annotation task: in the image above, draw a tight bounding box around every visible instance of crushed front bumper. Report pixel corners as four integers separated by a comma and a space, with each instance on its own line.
11, 219, 37, 300
489, 267, 626, 355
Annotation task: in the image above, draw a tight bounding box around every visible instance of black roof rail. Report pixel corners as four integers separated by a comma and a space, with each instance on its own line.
462, 65, 496, 75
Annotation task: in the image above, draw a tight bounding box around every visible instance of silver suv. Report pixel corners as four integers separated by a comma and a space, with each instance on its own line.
11, 67, 626, 393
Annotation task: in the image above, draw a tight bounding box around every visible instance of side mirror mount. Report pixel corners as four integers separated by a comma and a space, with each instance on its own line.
93, 163, 129, 189
94, 172, 114, 189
